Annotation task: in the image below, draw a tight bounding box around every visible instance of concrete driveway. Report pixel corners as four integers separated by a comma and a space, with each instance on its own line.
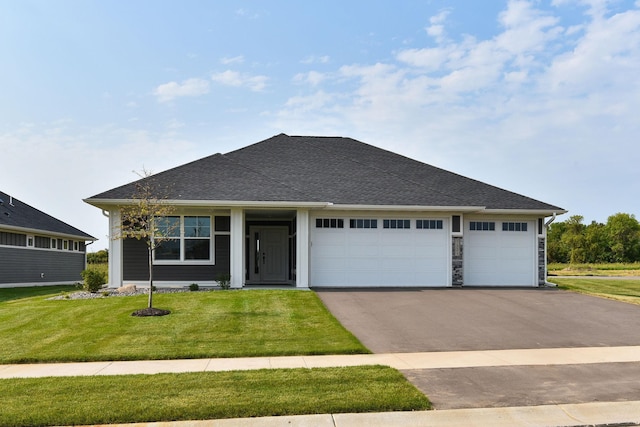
316, 288, 640, 409
316, 287, 640, 353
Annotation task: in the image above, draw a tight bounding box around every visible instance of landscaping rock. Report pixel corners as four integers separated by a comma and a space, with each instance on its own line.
117, 284, 137, 293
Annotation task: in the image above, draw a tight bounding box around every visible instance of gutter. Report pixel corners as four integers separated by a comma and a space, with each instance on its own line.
544, 212, 558, 287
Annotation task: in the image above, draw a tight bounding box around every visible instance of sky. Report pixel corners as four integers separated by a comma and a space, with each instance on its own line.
1, 0, 639, 251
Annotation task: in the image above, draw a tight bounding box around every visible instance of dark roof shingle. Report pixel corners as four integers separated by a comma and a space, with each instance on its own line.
0, 191, 95, 239
87, 134, 563, 212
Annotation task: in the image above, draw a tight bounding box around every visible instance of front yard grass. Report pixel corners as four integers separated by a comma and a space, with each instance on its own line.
0, 366, 431, 426
552, 277, 640, 305
0, 287, 368, 364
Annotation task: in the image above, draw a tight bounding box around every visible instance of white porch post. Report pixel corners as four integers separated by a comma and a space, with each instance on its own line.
296, 209, 310, 289
108, 209, 123, 288
230, 208, 244, 288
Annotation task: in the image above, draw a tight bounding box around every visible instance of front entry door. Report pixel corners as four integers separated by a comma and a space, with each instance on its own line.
249, 226, 289, 283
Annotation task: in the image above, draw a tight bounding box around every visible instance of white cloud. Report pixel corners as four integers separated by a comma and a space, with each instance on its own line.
426, 10, 450, 43
153, 78, 210, 103
221, 55, 244, 65
301, 55, 330, 64
293, 71, 326, 86
211, 70, 268, 91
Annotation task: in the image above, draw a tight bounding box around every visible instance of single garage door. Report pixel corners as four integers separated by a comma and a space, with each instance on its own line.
310, 217, 449, 287
464, 220, 536, 286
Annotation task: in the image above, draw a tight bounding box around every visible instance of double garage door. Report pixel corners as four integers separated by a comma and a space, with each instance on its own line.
310, 216, 449, 287
310, 216, 538, 287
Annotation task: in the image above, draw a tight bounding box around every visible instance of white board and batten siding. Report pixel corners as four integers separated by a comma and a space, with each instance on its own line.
310, 214, 450, 287
464, 218, 537, 287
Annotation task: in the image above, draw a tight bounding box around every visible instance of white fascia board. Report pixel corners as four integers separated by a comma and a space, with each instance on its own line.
481, 209, 568, 216
324, 204, 486, 212
84, 199, 333, 209
0, 224, 96, 241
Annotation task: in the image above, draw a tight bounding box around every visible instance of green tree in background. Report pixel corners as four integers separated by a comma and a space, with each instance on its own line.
606, 213, 640, 262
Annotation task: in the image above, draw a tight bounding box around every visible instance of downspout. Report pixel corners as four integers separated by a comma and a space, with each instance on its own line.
544, 212, 558, 287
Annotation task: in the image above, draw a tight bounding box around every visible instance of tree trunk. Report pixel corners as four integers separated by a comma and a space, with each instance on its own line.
148, 246, 154, 309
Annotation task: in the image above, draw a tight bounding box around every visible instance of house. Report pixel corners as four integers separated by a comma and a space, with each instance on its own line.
0, 191, 96, 287
85, 134, 565, 289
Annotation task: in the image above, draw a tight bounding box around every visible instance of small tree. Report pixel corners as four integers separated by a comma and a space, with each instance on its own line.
117, 169, 176, 316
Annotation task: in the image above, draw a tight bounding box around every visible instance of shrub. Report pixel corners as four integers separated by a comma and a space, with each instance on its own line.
80, 269, 107, 293
217, 273, 231, 290
189, 283, 199, 291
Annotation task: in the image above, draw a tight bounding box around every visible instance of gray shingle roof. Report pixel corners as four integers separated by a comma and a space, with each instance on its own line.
87, 134, 563, 212
0, 191, 95, 239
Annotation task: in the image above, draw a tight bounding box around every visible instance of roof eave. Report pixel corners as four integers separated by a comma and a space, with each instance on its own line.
326, 204, 486, 212
480, 208, 568, 216
84, 198, 334, 210
0, 224, 96, 241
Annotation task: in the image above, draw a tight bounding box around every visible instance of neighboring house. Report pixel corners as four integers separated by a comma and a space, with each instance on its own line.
0, 191, 96, 287
85, 134, 565, 289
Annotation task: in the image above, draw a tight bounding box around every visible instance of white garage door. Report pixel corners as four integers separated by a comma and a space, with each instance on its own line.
310, 217, 449, 287
464, 220, 536, 286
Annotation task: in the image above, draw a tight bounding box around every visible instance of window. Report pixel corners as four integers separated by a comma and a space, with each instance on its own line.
417, 219, 443, 230
63, 240, 69, 250
502, 222, 528, 232
184, 216, 211, 260
470, 221, 495, 231
315, 218, 344, 228
51, 239, 57, 249
349, 219, 378, 229
27, 235, 34, 247
452, 215, 461, 233
74, 241, 79, 251
35, 236, 50, 248
154, 215, 213, 262
383, 219, 410, 229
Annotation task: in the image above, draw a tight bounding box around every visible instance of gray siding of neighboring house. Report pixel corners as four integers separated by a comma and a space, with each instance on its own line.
123, 235, 231, 282
0, 247, 86, 285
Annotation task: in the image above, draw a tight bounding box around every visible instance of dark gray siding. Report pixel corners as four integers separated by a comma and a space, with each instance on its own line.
123, 235, 230, 282
0, 247, 86, 284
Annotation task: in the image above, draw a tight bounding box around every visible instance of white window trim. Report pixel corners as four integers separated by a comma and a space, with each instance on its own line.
152, 215, 218, 265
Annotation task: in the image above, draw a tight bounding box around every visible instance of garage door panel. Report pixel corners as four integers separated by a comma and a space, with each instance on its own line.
465, 220, 535, 286
311, 217, 449, 287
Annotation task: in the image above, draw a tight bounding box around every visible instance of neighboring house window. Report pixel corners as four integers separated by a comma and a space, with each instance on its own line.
35, 236, 50, 248
470, 221, 495, 231
349, 219, 378, 229
416, 219, 443, 230
383, 219, 410, 229
0, 231, 27, 247
502, 222, 528, 232
63, 240, 68, 250
74, 241, 79, 251
154, 215, 213, 263
316, 218, 344, 228
27, 235, 34, 247
51, 239, 57, 249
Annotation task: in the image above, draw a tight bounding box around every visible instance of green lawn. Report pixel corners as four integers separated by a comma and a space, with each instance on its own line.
548, 262, 640, 276
0, 366, 431, 426
0, 287, 368, 364
553, 277, 640, 305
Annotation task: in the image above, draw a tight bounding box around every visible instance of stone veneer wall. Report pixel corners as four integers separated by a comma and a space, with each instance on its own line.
452, 236, 463, 286
538, 237, 546, 286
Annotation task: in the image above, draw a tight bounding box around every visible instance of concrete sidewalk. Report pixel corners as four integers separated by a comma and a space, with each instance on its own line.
2, 345, 640, 378
5, 347, 640, 426
72, 401, 640, 427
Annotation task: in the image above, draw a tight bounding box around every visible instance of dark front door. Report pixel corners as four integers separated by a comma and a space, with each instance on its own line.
249, 226, 288, 283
